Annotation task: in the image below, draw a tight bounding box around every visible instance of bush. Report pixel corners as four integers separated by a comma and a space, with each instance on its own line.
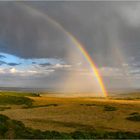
104, 105, 117, 111
71, 131, 94, 139
129, 112, 139, 116
126, 114, 140, 122
0, 114, 9, 122
80, 104, 96, 106
0, 123, 8, 135
0, 114, 9, 135
71, 131, 140, 139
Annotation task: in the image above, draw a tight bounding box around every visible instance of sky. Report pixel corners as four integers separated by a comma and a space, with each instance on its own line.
0, 1, 140, 94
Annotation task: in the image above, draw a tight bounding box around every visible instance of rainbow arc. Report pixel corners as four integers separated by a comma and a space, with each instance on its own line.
18, 3, 107, 97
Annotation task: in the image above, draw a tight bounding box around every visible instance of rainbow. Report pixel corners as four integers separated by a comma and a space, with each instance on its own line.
68, 34, 107, 97
17, 3, 107, 97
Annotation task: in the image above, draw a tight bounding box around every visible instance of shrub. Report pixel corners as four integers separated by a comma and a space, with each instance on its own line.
129, 112, 139, 116
80, 104, 96, 106
0, 114, 9, 135
104, 105, 117, 111
126, 114, 140, 122
0, 123, 8, 135
0, 114, 9, 122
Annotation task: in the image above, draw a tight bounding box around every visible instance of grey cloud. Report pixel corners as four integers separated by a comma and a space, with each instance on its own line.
30, 1, 140, 67
0, 1, 139, 67
27, 2, 140, 67
39, 62, 52, 67
7, 63, 21, 66
0, 2, 71, 59
0, 1, 140, 91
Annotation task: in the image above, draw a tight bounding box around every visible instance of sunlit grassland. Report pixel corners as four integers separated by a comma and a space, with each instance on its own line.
0, 91, 39, 97
0, 92, 139, 133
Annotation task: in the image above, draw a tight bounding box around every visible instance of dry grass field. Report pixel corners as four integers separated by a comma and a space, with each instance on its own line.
0, 95, 140, 133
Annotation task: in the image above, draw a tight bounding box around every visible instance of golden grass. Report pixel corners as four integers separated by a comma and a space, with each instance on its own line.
1, 96, 140, 132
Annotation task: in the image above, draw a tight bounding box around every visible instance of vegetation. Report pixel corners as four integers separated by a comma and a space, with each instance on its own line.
0, 106, 11, 111
0, 91, 40, 97
0, 95, 33, 106
126, 113, 140, 122
80, 104, 96, 106
0, 114, 9, 136
71, 131, 140, 139
23, 104, 59, 109
104, 105, 118, 111
0, 114, 140, 139
0, 94, 140, 135
129, 112, 140, 116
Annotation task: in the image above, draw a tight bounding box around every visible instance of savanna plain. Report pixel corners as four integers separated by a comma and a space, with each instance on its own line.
0, 91, 140, 139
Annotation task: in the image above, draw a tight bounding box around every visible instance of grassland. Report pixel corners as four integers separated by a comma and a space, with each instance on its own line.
0, 91, 139, 135
0, 114, 140, 139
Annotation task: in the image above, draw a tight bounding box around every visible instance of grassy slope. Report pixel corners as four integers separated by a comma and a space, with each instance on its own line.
0, 114, 140, 139
0, 92, 35, 111
0, 95, 140, 133
0, 91, 39, 97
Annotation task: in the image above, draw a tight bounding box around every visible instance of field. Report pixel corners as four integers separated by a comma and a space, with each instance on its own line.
0, 91, 140, 136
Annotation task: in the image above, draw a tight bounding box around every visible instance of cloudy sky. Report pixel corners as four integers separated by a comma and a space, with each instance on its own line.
0, 1, 140, 93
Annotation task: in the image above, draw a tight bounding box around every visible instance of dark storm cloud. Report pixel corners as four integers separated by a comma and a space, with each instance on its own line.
29, 1, 140, 67
0, 2, 70, 59
0, 1, 140, 68
0, 1, 139, 91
